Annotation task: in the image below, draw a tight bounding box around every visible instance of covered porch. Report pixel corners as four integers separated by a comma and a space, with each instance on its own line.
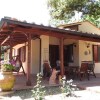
0, 17, 100, 86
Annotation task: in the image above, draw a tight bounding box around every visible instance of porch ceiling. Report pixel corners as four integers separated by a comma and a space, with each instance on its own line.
0, 18, 100, 46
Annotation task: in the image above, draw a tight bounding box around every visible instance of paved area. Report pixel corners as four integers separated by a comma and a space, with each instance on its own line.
1, 73, 100, 99
13, 73, 100, 92
73, 74, 100, 93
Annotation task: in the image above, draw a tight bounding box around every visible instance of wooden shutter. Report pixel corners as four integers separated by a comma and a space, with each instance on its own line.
98, 46, 100, 62
93, 45, 98, 62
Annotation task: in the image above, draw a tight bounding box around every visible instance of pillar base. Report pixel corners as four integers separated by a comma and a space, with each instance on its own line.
26, 81, 32, 86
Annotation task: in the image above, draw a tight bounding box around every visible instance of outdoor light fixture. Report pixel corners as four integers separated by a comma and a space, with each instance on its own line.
85, 42, 90, 48
73, 42, 77, 47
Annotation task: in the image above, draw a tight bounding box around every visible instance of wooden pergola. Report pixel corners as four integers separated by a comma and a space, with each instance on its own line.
0, 18, 100, 86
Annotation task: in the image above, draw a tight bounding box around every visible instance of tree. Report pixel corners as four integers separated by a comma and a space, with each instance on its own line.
48, 0, 100, 27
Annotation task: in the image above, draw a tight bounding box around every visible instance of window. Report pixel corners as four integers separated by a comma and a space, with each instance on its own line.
64, 44, 74, 65
93, 45, 100, 62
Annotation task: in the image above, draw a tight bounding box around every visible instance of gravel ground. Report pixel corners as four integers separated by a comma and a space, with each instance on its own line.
0, 86, 100, 100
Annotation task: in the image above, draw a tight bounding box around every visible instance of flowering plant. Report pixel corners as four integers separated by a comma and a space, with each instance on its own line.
1, 60, 15, 72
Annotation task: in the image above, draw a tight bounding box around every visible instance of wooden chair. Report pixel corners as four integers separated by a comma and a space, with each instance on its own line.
14, 63, 26, 76
87, 61, 96, 78
43, 61, 52, 79
77, 62, 89, 81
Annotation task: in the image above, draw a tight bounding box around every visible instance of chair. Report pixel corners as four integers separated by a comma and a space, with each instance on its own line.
43, 61, 52, 79
77, 62, 89, 81
14, 63, 26, 76
87, 61, 96, 78
10, 56, 26, 76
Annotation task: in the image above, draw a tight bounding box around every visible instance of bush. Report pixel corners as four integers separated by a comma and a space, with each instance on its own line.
32, 73, 45, 100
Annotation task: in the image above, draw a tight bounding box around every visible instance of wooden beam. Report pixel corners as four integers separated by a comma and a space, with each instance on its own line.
60, 37, 64, 77
0, 45, 1, 69
13, 27, 100, 43
1, 36, 10, 45
9, 35, 13, 60
26, 33, 32, 86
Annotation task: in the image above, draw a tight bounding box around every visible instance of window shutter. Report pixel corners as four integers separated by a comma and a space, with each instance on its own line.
98, 46, 100, 62
93, 45, 98, 62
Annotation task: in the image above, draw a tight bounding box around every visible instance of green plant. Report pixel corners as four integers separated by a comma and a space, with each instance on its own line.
1, 64, 15, 72
32, 73, 45, 100
60, 76, 77, 96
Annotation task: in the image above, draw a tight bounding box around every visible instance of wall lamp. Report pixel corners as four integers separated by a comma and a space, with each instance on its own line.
73, 42, 77, 47
85, 42, 90, 48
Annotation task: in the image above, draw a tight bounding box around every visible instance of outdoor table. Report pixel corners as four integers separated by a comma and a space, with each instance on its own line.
65, 66, 79, 79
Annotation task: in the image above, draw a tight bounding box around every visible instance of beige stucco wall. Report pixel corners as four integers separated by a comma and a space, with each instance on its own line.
79, 40, 100, 73
41, 35, 49, 74
79, 21, 100, 35
31, 39, 40, 74
79, 40, 93, 66
79, 22, 100, 73
49, 37, 59, 45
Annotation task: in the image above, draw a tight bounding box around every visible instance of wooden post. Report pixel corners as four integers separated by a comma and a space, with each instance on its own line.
0, 45, 1, 69
9, 35, 12, 60
39, 38, 41, 73
26, 33, 32, 86
60, 37, 64, 77
9, 46, 12, 60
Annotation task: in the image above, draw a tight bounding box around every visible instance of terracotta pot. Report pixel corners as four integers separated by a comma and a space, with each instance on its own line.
0, 72, 15, 91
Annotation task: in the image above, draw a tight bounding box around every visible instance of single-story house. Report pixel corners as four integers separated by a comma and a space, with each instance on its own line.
0, 18, 100, 85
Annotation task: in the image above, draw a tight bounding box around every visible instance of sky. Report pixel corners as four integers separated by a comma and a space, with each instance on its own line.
0, 0, 50, 25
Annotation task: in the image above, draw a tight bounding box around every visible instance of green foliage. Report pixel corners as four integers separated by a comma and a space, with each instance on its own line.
32, 73, 45, 100
48, 0, 100, 27
1, 64, 15, 72
60, 76, 77, 96
83, 15, 100, 28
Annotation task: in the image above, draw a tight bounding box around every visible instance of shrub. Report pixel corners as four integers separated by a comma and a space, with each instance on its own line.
32, 73, 45, 100
60, 76, 77, 96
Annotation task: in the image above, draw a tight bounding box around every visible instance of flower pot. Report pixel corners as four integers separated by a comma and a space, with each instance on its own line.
0, 72, 15, 91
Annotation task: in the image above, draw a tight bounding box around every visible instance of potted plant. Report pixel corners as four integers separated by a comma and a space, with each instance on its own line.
0, 61, 16, 91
